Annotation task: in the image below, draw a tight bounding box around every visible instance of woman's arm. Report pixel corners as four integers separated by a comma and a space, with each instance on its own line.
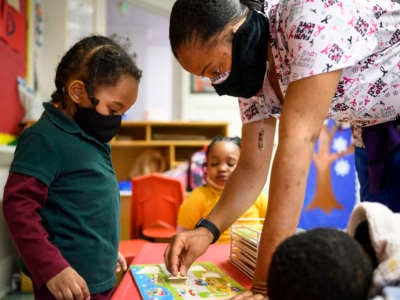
206, 116, 276, 231
251, 69, 343, 296
164, 117, 276, 276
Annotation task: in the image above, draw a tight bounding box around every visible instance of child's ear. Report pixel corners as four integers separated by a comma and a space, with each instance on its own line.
67, 80, 88, 104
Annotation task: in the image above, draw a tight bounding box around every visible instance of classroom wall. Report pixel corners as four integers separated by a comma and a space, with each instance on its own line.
34, 0, 106, 103
107, 0, 242, 136
107, 1, 175, 121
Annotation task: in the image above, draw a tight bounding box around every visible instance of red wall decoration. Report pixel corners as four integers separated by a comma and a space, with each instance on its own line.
0, 0, 27, 135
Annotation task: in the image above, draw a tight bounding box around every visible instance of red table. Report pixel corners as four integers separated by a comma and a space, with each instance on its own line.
112, 243, 252, 299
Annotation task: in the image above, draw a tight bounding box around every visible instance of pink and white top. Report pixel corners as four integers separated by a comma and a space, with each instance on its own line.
239, 0, 400, 146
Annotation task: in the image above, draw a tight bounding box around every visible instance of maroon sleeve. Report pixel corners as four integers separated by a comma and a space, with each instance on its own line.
2, 173, 70, 288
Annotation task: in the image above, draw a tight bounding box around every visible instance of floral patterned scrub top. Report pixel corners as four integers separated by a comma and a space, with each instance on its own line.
239, 0, 400, 146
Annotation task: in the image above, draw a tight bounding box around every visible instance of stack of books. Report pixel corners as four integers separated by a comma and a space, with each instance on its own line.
229, 219, 263, 279
230, 220, 305, 279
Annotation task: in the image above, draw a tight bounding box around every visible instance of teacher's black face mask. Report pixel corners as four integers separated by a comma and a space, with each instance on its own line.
212, 10, 269, 98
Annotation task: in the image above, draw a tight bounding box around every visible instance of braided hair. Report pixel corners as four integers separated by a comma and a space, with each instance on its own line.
51, 35, 142, 108
206, 135, 241, 158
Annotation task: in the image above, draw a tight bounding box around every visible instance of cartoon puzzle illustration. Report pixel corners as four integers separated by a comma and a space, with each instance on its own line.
130, 262, 246, 299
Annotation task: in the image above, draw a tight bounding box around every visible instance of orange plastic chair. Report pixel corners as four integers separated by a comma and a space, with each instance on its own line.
131, 172, 185, 241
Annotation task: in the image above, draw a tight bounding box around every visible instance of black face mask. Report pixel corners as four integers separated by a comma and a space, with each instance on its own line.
74, 106, 121, 143
212, 10, 269, 98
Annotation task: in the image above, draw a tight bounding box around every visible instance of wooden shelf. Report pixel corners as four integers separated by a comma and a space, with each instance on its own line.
111, 121, 228, 181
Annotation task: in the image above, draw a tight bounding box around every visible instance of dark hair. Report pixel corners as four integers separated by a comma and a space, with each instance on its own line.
242, 0, 265, 11
51, 34, 142, 107
268, 228, 373, 300
169, 0, 248, 58
206, 135, 241, 158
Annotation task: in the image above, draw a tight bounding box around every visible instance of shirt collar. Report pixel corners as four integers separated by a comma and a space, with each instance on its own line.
41, 102, 111, 150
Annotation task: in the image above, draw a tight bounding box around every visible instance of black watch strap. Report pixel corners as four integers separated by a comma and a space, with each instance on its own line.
195, 218, 220, 244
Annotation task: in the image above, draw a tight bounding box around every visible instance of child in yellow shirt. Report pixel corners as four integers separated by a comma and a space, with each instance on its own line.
177, 136, 268, 243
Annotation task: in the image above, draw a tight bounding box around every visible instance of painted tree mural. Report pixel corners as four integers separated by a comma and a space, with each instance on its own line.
299, 120, 356, 229
306, 124, 354, 213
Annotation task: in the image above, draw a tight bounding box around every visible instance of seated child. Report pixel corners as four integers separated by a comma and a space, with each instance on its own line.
177, 135, 268, 243
267, 202, 400, 300
267, 227, 374, 300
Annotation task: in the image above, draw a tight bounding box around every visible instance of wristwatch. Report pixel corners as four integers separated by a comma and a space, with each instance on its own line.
195, 218, 220, 244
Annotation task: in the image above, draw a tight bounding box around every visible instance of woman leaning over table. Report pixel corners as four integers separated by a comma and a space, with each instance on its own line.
164, 0, 400, 298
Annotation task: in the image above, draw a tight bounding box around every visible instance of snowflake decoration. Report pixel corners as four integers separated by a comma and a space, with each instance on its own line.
334, 158, 350, 177
332, 136, 348, 153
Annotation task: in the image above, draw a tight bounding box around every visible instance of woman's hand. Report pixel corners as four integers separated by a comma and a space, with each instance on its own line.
164, 227, 214, 276
46, 266, 90, 300
116, 251, 127, 273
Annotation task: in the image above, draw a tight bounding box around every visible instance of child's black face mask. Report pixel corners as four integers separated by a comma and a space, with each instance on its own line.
74, 104, 121, 143
212, 10, 269, 98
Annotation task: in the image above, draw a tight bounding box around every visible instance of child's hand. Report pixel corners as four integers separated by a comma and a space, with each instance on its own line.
46, 266, 90, 300
116, 251, 127, 273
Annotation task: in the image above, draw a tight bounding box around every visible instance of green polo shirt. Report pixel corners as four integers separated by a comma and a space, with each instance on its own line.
11, 102, 120, 293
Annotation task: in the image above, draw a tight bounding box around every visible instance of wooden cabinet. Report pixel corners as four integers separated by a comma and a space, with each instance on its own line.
111, 121, 229, 182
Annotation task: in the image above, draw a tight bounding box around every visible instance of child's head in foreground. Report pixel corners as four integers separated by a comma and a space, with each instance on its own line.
268, 227, 374, 300
205, 135, 241, 190
51, 34, 142, 142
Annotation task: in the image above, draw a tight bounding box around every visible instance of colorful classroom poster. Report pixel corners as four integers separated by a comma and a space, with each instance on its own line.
298, 119, 357, 230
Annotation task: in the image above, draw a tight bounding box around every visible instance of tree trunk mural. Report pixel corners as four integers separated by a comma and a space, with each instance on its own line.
306, 124, 354, 214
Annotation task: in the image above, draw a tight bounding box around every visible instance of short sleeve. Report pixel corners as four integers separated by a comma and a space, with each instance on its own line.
283, 2, 378, 83
11, 132, 59, 186
239, 74, 283, 124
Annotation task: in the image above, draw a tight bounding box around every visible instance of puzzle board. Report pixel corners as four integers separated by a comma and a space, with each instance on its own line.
130, 262, 246, 299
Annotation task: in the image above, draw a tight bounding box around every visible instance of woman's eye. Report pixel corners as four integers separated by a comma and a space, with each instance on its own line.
212, 71, 221, 80
211, 70, 230, 84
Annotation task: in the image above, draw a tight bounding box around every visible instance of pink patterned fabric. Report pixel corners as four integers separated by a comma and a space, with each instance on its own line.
239, 0, 400, 146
